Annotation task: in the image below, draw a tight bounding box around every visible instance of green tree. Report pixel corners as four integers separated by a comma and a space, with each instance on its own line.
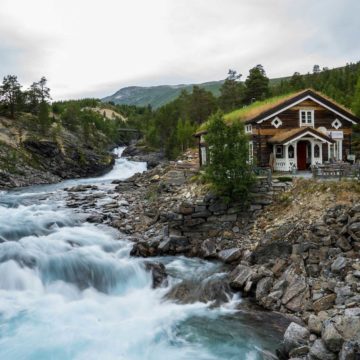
27, 76, 51, 114
243, 64, 269, 104
176, 118, 195, 152
351, 75, 360, 116
38, 101, 51, 133
290, 72, 305, 91
219, 69, 244, 112
0, 75, 22, 118
204, 112, 255, 200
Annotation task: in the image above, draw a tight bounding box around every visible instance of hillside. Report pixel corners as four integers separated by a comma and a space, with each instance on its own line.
101, 77, 293, 109
0, 114, 114, 189
102, 81, 224, 108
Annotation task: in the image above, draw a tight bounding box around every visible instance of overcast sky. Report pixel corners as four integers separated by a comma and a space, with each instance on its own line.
0, 0, 359, 100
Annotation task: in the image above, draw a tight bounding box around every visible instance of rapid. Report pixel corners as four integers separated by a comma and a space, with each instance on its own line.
0, 148, 282, 360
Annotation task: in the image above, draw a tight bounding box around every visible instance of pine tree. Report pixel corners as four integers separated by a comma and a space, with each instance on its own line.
351, 75, 360, 116
243, 65, 269, 104
0, 75, 22, 118
218, 69, 244, 112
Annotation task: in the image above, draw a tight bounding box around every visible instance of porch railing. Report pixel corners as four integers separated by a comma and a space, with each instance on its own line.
312, 163, 360, 180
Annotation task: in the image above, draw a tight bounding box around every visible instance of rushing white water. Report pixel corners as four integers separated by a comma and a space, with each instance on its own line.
0, 148, 281, 359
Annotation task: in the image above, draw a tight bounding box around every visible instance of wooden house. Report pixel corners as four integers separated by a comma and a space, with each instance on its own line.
195, 89, 359, 171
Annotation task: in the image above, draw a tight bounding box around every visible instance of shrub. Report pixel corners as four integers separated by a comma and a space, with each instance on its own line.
204, 111, 255, 200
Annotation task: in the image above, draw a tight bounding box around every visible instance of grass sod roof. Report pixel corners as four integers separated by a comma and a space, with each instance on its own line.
196, 88, 357, 134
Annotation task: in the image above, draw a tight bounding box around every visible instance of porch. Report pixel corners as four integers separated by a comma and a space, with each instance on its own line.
269, 127, 335, 172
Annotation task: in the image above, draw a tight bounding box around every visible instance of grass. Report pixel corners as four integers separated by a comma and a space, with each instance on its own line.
197, 92, 299, 132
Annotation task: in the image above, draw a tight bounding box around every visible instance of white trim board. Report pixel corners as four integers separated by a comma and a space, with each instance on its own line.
256, 95, 356, 125
283, 131, 333, 145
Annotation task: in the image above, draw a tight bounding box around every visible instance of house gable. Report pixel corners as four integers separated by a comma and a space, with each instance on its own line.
246, 90, 358, 126
258, 99, 353, 131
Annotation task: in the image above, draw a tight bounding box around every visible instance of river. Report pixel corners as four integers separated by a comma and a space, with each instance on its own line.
0, 148, 283, 360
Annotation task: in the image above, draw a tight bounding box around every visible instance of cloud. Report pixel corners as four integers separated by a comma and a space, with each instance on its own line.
0, 0, 358, 100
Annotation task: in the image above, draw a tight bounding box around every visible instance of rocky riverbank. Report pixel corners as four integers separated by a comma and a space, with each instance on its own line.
63, 147, 360, 359
0, 115, 115, 189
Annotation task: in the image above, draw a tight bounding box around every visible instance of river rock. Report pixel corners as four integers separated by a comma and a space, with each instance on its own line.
144, 262, 168, 288
200, 239, 217, 258
217, 248, 242, 263
309, 339, 337, 360
322, 320, 344, 352
256, 277, 273, 302
283, 322, 310, 354
229, 264, 254, 289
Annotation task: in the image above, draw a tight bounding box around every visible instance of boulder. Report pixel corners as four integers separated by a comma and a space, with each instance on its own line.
256, 276, 273, 301
200, 239, 217, 258
283, 322, 310, 354
322, 321, 344, 352
217, 248, 242, 263
144, 262, 168, 288
281, 273, 310, 313
229, 265, 254, 289
309, 339, 337, 360
252, 241, 292, 264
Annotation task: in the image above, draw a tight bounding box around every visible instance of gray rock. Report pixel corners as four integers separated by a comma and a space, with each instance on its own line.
229, 265, 254, 289
144, 262, 168, 288
339, 341, 358, 360
322, 321, 344, 352
344, 307, 360, 317
200, 239, 217, 258
308, 314, 323, 335
313, 294, 337, 313
336, 237, 352, 252
309, 339, 337, 360
283, 322, 310, 354
256, 276, 273, 301
217, 248, 242, 263
333, 315, 360, 342
331, 257, 347, 273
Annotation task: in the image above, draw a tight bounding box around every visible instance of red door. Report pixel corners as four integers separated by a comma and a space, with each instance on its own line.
297, 142, 307, 170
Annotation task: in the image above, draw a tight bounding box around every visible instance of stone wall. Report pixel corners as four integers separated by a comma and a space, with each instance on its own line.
154, 176, 292, 257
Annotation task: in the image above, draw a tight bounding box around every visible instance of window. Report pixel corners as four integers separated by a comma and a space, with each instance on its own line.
248, 141, 254, 163
275, 145, 284, 158
331, 119, 342, 129
245, 124, 252, 134
328, 140, 342, 161
288, 145, 294, 158
299, 110, 314, 127
271, 117, 282, 128
314, 144, 320, 158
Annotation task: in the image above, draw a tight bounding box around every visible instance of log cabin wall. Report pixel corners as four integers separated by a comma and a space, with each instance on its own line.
251, 99, 354, 166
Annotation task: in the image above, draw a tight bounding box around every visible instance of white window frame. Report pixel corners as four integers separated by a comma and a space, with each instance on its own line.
331, 118, 342, 130
275, 145, 284, 159
248, 141, 254, 163
245, 124, 252, 134
299, 109, 315, 127
271, 116, 282, 128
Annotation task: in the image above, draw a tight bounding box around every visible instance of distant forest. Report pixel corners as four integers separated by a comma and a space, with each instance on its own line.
1, 62, 360, 159
105, 62, 360, 158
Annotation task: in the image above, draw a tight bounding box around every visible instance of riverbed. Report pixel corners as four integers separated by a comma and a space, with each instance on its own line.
0, 148, 283, 359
